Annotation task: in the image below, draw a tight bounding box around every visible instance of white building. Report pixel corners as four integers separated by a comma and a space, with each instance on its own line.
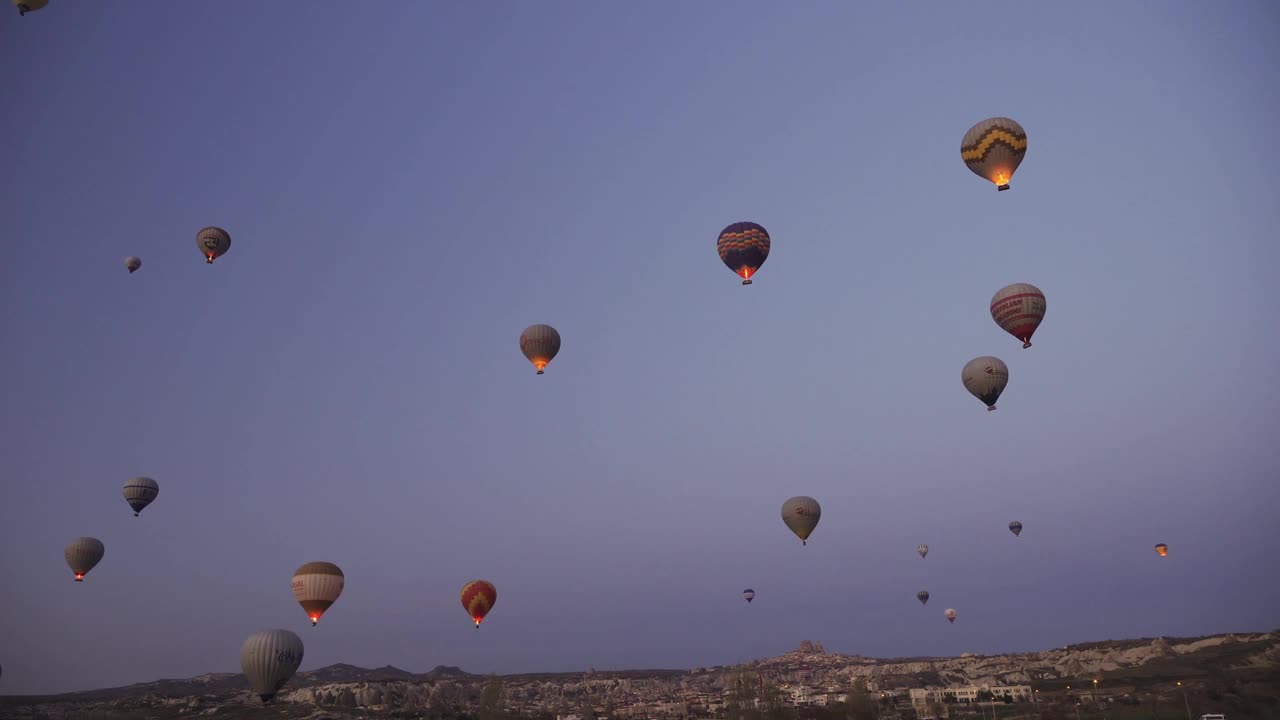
910, 685, 1032, 706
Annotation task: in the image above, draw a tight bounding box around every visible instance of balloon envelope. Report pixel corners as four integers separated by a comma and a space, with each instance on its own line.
781, 496, 821, 545
196, 226, 231, 264
742, 589, 755, 604
716, 221, 771, 285
1009, 521, 1023, 537
461, 579, 497, 627
64, 537, 104, 581
962, 356, 1009, 411
961, 117, 1027, 191
916, 544, 928, 558
292, 562, 345, 626
917, 591, 929, 606
1155, 543, 1169, 557
239, 629, 303, 703
944, 608, 957, 623
125, 256, 142, 274
990, 283, 1046, 349
13, 0, 50, 15
122, 476, 159, 517
519, 324, 561, 375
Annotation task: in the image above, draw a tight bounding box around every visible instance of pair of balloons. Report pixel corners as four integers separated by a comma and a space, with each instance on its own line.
962, 283, 1048, 411
63, 478, 162, 581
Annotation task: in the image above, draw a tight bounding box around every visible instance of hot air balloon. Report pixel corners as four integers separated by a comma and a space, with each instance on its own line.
13, 0, 48, 16
781, 496, 821, 545
716, 221, 771, 285
65, 537, 104, 582
961, 117, 1027, 191
1008, 521, 1023, 537
962, 356, 1009, 411
1155, 543, 1169, 557
461, 580, 497, 628
990, 283, 1046, 349
122, 476, 159, 517
916, 544, 929, 559
239, 629, 303, 703
196, 226, 231, 264
291, 562, 345, 626
742, 589, 755, 604
944, 608, 957, 623
519, 324, 561, 375
917, 591, 929, 606
125, 256, 142, 274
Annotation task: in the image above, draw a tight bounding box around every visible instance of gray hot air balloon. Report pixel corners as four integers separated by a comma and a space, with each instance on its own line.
239, 629, 304, 703
781, 496, 821, 546
122, 476, 159, 517
916, 544, 928, 559
1009, 521, 1023, 537
196, 226, 231, 264
13, 0, 49, 16
65, 537, 104, 582
519, 324, 561, 375
917, 590, 929, 606
944, 607, 957, 623
291, 562, 345, 626
125, 256, 142, 274
961, 356, 1009, 411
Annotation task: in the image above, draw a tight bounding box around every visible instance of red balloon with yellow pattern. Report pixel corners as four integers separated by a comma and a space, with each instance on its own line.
460, 579, 498, 628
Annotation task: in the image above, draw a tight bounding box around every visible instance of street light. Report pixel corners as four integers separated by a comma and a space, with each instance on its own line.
1177, 682, 1192, 720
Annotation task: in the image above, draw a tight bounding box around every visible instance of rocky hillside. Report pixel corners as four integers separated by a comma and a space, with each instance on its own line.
1, 631, 1276, 719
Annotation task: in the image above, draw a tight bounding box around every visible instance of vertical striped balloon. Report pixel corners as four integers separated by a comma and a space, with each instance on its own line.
461, 579, 498, 628
519, 324, 561, 375
64, 537, 105, 582
961, 117, 1027, 191
990, 283, 1046, 349
239, 629, 304, 703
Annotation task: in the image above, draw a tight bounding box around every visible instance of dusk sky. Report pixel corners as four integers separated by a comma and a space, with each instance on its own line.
2, 1, 1278, 697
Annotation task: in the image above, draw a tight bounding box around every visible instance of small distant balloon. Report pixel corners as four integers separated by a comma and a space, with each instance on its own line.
990, 283, 1046, 349
916, 544, 929, 559
962, 356, 1009, 411
196, 226, 231, 264
944, 607, 957, 623
742, 588, 755, 604
1009, 521, 1023, 537
13, 0, 49, 16
917, 591, 930, 606
1155, 543, 1169, 558
122, 476, 159, 517
65, 537, 104, 582
125, 257, 142, 274
239, 629, 303, 703
961, 117, 1027, 191
292, 562, 345, 627
461, 579, 497, 628
781, 496, 821, 546
519, 324, 561, 375
716, 221, 771, 285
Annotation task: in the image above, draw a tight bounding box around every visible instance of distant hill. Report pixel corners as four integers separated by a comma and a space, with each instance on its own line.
2, 631, 1276, 719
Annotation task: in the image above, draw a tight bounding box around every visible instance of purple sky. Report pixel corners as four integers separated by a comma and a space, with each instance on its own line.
2, 1, 1278, 696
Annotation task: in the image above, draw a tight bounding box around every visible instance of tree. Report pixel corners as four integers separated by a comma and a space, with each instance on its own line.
725, 667, 760, 720
480, 676, 507, 720
845, 680, 876, 720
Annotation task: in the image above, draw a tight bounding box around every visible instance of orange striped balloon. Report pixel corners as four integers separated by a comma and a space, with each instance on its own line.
460, 579, 497, 628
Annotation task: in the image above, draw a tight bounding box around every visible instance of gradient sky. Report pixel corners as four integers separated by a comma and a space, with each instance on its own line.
2, 1, 1278, 697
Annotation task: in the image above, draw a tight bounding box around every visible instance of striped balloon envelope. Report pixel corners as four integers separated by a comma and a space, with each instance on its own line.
961, 117, 1027, 191
461, 579, 497, 628
291, 562, 345, 626
990, 283, 1046, 349
716, 221, 771, 285
122, 476, 159, 517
